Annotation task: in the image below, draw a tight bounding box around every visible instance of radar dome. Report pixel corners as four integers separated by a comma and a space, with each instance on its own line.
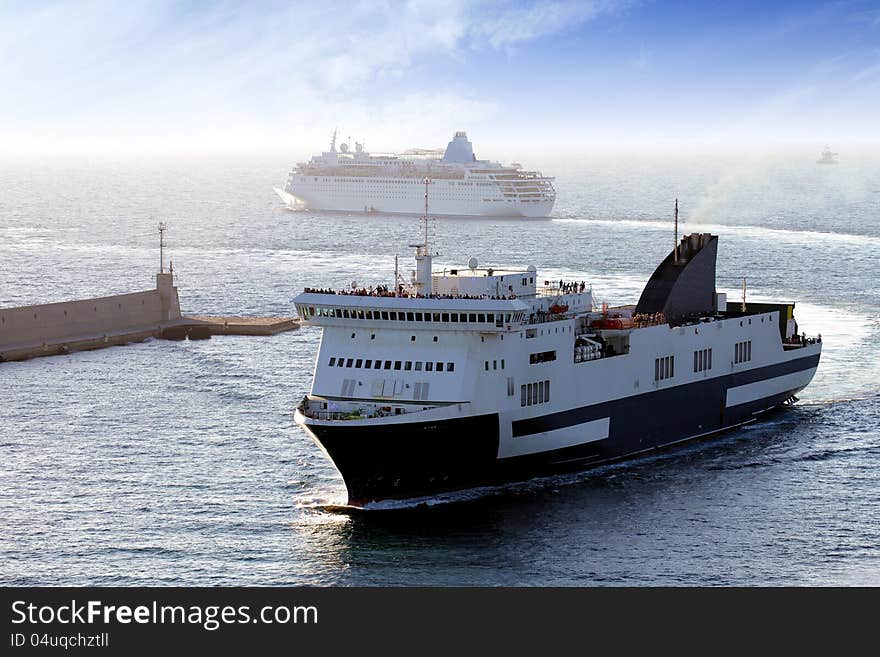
339, 142, 349, 153
468, 257, 478, 269
527, 265, 537, 273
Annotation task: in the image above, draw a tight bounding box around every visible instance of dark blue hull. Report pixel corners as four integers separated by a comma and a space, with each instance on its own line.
303, 354, 820, 505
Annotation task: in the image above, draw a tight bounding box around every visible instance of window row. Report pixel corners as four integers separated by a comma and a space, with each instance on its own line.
303, 177, 495, 188
735, 340, 752, 364
300, 305, 524, 324
529, 350, 557, 364
484, 359, 506, 371
521, 380, 551, 407
694, 348, 713, 373
313, 178, 429, 184
329, 356, 454, 372
655, 355, 675, 381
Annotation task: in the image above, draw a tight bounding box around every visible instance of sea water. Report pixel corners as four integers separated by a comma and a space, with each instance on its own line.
1, 152, 878, 585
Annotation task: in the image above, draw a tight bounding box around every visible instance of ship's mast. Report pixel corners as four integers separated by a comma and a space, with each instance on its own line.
330, 128, 337, 153
674, 198, 679, 264
424, 177, 429, 254
409, 177, 433, 296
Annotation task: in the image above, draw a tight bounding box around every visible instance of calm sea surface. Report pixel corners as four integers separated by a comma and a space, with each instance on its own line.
1, 152, 878, 585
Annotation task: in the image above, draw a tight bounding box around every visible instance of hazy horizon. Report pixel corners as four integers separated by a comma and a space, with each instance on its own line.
2, 1, 879, 157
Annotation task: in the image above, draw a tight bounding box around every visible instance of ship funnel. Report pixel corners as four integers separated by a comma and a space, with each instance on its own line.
442, 131, 476, 163
635, 232, 719, 325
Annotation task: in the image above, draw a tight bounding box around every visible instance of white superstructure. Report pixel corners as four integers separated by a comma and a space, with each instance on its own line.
279, 131, 555, 217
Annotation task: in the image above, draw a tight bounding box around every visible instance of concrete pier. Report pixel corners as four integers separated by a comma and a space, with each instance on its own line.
183, 316, 299, 336
0, 272, 298, 363
1, 326, 164, 362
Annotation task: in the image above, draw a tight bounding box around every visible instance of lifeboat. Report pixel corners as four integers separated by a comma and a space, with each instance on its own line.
548, 303, 569, 314
592, 316, 634, 330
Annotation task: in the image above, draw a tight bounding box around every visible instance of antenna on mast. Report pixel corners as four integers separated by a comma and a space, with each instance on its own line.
330, 128, 337, 152
407, 178, 435, 297
674, 198, 679, 264
158, 221, 167, 273
423, 177, 430, 254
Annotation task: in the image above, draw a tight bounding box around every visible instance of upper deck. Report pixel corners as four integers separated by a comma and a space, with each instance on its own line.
291, 131, 553, 183
294, 264, 594, 332
292, 162, 554, 182
294, 291, 530, 332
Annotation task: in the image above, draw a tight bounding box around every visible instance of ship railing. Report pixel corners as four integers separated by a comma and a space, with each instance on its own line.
294, 168, 466, 180
629, 314, 669, 328
301, 287, 521, 302
537, 283, 590, 296
304, 409, 397, 421
526, 313, 570, 326
300, 399, 436, 421
783, 334, 823, 349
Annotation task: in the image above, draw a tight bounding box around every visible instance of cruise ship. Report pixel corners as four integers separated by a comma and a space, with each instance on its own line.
292, 204, 822, 506
276, 131, 555, 217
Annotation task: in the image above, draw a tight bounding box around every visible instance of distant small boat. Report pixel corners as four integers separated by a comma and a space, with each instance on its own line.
816, 146, 838, 164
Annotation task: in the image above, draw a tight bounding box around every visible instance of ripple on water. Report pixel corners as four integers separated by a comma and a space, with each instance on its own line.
2, 156, 879, 585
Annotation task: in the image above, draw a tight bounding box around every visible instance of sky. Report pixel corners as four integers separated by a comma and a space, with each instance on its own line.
1, 0, 879, 155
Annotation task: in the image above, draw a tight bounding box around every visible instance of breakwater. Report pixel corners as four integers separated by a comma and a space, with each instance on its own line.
0, 272, 298, 362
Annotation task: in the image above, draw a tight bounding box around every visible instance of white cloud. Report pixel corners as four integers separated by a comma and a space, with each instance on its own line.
0, 0, 622, 154
362, 92, 500, 148
848, 60, 880, 85
469, 0, 627, 49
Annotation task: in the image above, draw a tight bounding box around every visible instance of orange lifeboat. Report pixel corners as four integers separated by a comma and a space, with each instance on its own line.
548, 303, 569, 314
592, 316, 634, 330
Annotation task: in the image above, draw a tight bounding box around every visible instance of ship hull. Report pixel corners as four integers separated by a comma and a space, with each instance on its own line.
298, 353, 820, 506
284, 184, 554, 218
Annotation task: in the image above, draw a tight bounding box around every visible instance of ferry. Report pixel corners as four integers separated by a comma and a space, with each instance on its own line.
817, 146, 838, 164
292, 195, 822, 506
278, 130, 555, 217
